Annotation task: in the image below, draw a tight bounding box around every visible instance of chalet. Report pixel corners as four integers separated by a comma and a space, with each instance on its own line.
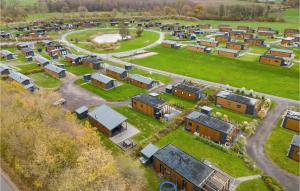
281, 37, 294, 46
197, 39, 219, 47
91, 73, 116, 90
45, 43, 64, 52
216, 91, 261, 115
65, 53, 84, 64
162, 40, 181, 49
0, 64, 10, 76
215, 34, 231, 43
237, 33, 255, 40
21, 48, 34, 57
229, 29, 246, 38
284, 29, 299, 37
0, 31, 11, 39
244, 38, 264, 46
17, 42, 33, 50
226, 42, 246, 50
257, 30, 277, 37
8, 71, 36, 92
88, 104, 127, 137
82, 56, 103, 69
295, 34, 300, 42
186, 44, 211, 53
44, 64, 66, 78
217, 48, 240, 58
140, 144, 159, 164
49, 47, 68, 57
172, 82, 205, 101
129, 74, 158, 90
0, 50, 14, 60
199, 24, 211, 29
41, 40, 53, 46
259, 54, 289, 66
219, 26, 232, 32
153, 144, 230, 191
16, 26, 29, 32
110, 21, 118, 26
132, 93, 167, 119
281, 110, 300, 132
269, 48, 293, 58
105, 65, 128, 80
237, 26, 255, 33
31, 28, 46, 36
185, 107, 238, 144
75, 106, 89, 119
34, 55, 50, 67
160, 24, 174, 31
287, 135, 300, 162
257, 27, 272, 31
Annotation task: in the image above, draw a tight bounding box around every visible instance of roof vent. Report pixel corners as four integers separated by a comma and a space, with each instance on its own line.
201, 106, 213, 116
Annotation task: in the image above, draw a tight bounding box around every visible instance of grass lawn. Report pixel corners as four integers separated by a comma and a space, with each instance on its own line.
66, 29, 160, 53
128, 67, 172, 84
156, 128, 255, 177
238, 54, 259, 62
160, 93, 196, 109
29, 72, 61, 88
236, 178, 270, 191
113, 106, 165, 144
66, 65, 95, 75
209, 105, 256, 123
265, 120, 300, 175
16, 63, 40, 73
132, 46, 299, 100
75, 79, 146, 101
248, 46, 268, 54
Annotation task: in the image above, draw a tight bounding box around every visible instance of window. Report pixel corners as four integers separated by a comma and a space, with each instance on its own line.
237, 104, 241, 108
188, 122, 192, 126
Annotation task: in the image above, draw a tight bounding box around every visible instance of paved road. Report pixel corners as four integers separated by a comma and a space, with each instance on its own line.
247, 102, 300, 191
60, 30, 300, 190
1, 170, 18, 191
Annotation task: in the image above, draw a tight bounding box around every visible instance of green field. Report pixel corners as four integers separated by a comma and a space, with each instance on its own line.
265, 120, 300, 175
236, 178, 270, 191
17, 63, 40, 73
156, 128, 255, 177
29, 72, 61, 88
114, 106, 165, 144
66, 29, 160, 53
66, 65, 95, 75
75, 79, 145, 101
131, 46, 299, 100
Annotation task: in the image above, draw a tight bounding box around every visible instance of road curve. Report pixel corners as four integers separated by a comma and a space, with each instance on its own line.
1, 170, 18, 191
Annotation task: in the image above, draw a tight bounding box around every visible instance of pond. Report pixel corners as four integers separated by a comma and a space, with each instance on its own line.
93, 33, 131, 44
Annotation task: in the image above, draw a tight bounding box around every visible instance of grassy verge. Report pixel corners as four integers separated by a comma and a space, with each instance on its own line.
66, 65, 95, 75
264, 119, 300, 176
17, 63, 40, 73
132, 46, 299, 100
29, 72, 61, 88
156, 128, 255, 177
75, 79, 145, 101
160, 93, 196, 109
236, 178, 270, 191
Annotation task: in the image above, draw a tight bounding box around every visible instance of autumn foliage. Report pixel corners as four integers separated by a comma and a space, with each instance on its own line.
0, 81, 146, 191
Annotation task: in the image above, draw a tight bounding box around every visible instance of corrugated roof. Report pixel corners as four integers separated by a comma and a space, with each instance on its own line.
154, 144, 214, 188
291, 134, 300, 147
91, 73, 115, 84
217, 48, 240, 54
162, 40, 177, 45
35, 55, 50, 64
132, 93, 166, 108
174, 82, 202, 94
75, 106, 88, 114
217, 91, 258, 106
0, 63, 10, 73
285, 110, 300, 121
140, 144, 159, 158
187, 44, 207, 49
9, 71, 31, 83
22, 48, 34, 53
198, 39, 218, 44
0, 50, 13, 56
44, 64, 65, 73
270, 48, 293, 54
106, 65, 126, 74
186, 110, 234, 134
129, 74, 155, 85
66, 53, 80, 60
88, 104, 127, 130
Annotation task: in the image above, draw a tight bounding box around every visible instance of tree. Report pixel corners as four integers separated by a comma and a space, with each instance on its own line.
219, 4, 225, 17
152, 6, 162, 15
164, 6, 176, 15
193, 4, 203, 18
174, 0, 185, 15
119, 23, 130, 40
136, 26, 144, 37
182, 4, 192, 16
78, 5, 88, 18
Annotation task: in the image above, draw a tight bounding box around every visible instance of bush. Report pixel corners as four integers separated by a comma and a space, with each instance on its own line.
262, 175, 284, 191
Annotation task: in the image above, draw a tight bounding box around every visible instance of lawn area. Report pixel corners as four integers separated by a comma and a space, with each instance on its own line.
128, 67, 172, 84
236, 178, 270, 191
75, 79, 146, 101
132, 46, 299, 100
264, 120, 300, 175
66, 65, 95, 75
29, 72, 61, 88
160, 93, 196, 109
114, 106, 165, 144
66, 29, 160, 53
209, 105, 256, 123
16, 63, 40, 73
156, 128, 255, 177
248, 46, 268, 54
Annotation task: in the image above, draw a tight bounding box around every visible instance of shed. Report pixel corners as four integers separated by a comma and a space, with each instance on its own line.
0, 64, 10, 76
91, 73, 116, 89
83, 74, 92, 82
75, 106, 89, 119
129, 74, 157, 89
140, 144, 159, 164
0, 50, 14, 60
44, 64, 66, 78
34, 55, 50, 67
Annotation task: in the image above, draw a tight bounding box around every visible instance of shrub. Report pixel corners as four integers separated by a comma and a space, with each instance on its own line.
262, 175, 284, 191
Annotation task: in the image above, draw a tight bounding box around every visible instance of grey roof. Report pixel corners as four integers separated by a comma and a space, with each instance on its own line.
270, 48, 293, 54
174, 82, 202, 94
187, 44, 207, 49
9, 71, 31, 83
291, 134, 300, 147
285, 110, 300, 121
88, 104, 127, 130
91, 73, 115, 84
44, 64, 65, 73
35, 55, 50, 64
0, 50, 13, 56
260, 54, 285, 61
84, 56, 102, 64
217, 91, 258, 106
162, 40, 177, 45
186, 110, 234, 134
106, 65, 126, 74
22, 48, 34, 53
217, 48, 240, 54
154, 144, 214, 188
75, 106, 88, 114
129, 74, 155, 85
132, 93, 166, 108
198, 39, 218, 44
66, 53, 81, 60
140, 144, 159, 159
257, 30, 276, 34
0, 64, 10, 73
